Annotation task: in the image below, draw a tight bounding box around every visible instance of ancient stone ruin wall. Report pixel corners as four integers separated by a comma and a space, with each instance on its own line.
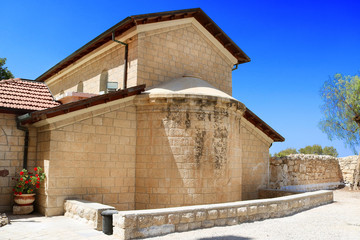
269, 154, 343, 191
338, 155, 359, 185
135, 94, 245, 209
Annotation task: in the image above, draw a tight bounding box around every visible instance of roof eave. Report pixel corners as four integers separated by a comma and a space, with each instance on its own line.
35, 8, 250, 82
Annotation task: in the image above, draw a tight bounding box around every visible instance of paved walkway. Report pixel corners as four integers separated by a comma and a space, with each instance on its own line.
0, 189, 359, 240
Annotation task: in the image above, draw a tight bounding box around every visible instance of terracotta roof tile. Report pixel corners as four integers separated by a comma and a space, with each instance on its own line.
0, 78, 60, 111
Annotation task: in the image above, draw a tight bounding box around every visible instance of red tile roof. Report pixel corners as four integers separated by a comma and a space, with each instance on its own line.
0, 78, 60, 112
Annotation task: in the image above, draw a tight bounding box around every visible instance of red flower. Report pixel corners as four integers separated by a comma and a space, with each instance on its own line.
14, 192, 18, 195
20, 171, 24, 175
30, 189, 33, 192
37, 181, 40, 184
20, 178, 23, 181
18, 185, 22, 188
25, 181, 28, 184
34, 167, 38, 171
12, 188, 15, 192
36, 184, 40, 189
35, 174, 39, 177
19, 192, 22, 195
37, 177, 40, 181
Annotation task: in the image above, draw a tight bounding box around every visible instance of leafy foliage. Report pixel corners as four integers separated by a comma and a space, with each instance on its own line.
274, 145, 338, 157
319, 73, 360, 154
299, 144, 323, 155
323, 146, 339, 157
274, 148, 298, 157
0, 58, 14, 80
12, 167, 46, 194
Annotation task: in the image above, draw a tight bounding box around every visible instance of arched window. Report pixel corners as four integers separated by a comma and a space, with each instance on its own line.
77, 81, 83, 92
99, 69, 109, 93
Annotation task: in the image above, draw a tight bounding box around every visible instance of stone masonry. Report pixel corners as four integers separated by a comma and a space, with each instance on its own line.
338, 155, 359, 186
113, 190, 333, 239
269, 154, 343, 191
46, 21, 234, 98
0, 113, 36, 212
134, 94, 245, 209
35, 98, 137, 216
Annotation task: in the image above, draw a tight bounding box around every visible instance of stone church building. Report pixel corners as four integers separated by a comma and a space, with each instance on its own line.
0, 8, 284, 216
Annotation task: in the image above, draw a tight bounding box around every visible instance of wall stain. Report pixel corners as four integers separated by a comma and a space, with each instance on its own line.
213, 126, 228, 169
195, 128, 206, 166
185, 112, 191, 129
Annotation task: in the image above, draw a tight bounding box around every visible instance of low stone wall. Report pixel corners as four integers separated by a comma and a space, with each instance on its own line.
338, 155, 358, 185
64, 200, 115, 230
113, 190, 333, 239
269, 154, 342, 191
258, 189, 300, 199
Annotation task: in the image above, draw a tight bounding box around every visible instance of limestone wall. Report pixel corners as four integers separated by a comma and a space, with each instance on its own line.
137, 22, 233, 95
45, 20, 234, 98
35, 98, 137, 216
0, 113, 37, 212
113, 190, 333, 239
47, 37, 139, 97
338, 155, 359, 185
134, 94, 245, 209
240, 120, 272, 200
269, 154, 342, 191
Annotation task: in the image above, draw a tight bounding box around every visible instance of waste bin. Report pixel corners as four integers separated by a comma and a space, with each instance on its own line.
101, 210, 118, 235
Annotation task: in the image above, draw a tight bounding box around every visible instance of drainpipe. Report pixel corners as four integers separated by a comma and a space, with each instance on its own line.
112, 32, 128, 89
16, 115, 30, 169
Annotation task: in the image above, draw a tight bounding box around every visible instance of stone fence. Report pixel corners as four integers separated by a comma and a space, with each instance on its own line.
269, 154, 343, 191
112, 190, 333, 239
338, 155, 359, 185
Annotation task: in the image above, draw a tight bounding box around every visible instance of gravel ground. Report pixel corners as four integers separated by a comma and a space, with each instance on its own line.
150, 189, 360, 240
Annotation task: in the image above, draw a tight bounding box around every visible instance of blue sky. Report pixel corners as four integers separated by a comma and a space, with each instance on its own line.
2, 0, 360, 156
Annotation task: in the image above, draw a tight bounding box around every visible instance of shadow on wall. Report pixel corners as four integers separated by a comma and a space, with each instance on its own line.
198, 236, 253, 240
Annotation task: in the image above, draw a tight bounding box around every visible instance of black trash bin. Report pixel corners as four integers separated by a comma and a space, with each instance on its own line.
101, 210, 118, 235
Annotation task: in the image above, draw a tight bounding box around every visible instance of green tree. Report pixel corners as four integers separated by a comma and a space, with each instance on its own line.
0, 58, 14, 80
319, 73, 360, 189
323, 146, 338, 157
298, 144, 323, 155
274, 148, 298, 157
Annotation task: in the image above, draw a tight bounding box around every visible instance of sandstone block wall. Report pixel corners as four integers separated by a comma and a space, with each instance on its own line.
269, 154, 343, 191
113, 190, 333, 239
338, 155, 359, 185
47, 37, 139, 98
0, 113, 36, 212
46, 20, 234, 98
35, 99, 137, 216
64, 199, 115, 230
137, 23, 233, 95
240, 120, 272, 200
134, 94, 245, 209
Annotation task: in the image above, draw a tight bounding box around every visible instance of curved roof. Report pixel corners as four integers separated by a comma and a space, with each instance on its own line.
145, 76, 234, 99
146, 77, 284, 142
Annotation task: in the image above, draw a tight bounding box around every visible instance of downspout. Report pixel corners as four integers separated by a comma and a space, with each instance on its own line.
16, 115, 30, 169
112, 32, 128, 89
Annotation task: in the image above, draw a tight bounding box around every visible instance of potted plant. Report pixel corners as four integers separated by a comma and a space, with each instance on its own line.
12, 167, 46, 206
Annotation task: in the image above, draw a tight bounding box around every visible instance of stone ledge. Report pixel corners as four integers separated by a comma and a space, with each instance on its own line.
64, 199, 115, 231
113, 190, 333, 239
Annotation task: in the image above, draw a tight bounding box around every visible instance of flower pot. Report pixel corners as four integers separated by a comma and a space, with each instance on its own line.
14, 193, 36, 206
